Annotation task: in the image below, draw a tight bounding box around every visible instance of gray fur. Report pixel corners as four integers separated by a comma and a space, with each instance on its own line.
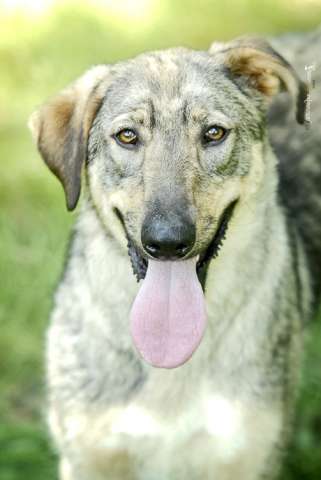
30, 28, 320, 480
269, 29, 321, 300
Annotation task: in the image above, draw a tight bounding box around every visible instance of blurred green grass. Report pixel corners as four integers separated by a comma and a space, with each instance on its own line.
0, 1, 321, 479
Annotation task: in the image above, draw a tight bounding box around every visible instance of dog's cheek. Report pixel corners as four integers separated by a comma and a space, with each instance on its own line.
119, 183, 146, 247
239, 142, 266, 200
87, 160, 146, 248
193, 177, 241, 248
193, 142, 266, 250
200, 140, 236, 177
85, 162, 126, 247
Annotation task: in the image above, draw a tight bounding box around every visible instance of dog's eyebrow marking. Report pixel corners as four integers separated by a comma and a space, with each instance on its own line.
186, 105, 234, 128
110, 102, 155, 129
162, 97, 207, 125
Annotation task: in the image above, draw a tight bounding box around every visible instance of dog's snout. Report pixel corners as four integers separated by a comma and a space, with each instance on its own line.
141, 214, 196, 260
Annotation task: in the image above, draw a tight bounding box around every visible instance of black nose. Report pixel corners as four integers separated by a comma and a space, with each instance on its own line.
141, 214, 196, 260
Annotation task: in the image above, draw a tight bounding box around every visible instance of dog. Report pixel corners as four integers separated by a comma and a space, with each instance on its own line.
29, 27, 320, 480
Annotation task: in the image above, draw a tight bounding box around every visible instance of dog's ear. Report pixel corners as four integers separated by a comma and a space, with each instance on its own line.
28, 65, 109, 210
209, 36, 308, 125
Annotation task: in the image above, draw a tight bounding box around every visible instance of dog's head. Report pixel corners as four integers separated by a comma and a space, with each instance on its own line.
29, 37, 307, 368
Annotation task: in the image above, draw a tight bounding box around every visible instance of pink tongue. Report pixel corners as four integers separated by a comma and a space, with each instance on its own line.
130, 258, 207, 368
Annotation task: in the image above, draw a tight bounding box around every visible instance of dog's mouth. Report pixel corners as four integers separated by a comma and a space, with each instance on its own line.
115, 200, 237, 369
125, 199, 238, 287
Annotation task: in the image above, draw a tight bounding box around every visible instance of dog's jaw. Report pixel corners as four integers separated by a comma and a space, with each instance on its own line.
127, 199, 238, 290
127, 238, 148, 281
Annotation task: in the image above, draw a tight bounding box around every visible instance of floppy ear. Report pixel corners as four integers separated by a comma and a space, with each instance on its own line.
28, 65, 109, 210
209, 36, 308, 125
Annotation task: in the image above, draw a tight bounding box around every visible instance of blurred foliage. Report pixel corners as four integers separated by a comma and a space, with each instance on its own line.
0, 0, 321, 479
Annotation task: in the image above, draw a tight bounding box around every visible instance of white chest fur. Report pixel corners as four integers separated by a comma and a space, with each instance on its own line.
58, 383, 281, 480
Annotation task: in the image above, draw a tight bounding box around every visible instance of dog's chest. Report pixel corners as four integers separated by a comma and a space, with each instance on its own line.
64, 378, 280, 480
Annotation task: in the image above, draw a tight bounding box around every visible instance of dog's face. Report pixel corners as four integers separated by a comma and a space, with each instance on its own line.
29, 37, 307, 367
29, 38, 306, 279
87, 48, 266, 279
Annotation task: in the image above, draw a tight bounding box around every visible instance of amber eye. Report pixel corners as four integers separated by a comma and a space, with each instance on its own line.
115, 129, 138, 147
203, 125, 227, 145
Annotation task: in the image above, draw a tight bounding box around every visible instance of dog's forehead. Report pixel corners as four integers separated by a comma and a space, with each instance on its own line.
102, 49, 239, 119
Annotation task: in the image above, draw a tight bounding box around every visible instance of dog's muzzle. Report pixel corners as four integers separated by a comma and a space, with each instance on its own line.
126, 199, 238, 289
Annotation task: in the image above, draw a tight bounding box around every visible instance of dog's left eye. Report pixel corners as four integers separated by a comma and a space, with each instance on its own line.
115, 129, 138, 147
203, 126, 228, 145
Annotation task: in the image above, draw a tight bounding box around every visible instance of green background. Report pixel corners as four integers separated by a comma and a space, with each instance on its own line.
0, 1, 321, 478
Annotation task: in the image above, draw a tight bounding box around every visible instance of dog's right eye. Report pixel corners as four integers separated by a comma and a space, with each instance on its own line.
202, 125, 228, 146
114, 129, 138, 148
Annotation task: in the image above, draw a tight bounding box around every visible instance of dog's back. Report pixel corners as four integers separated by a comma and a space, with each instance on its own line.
269, 27, 321, 302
